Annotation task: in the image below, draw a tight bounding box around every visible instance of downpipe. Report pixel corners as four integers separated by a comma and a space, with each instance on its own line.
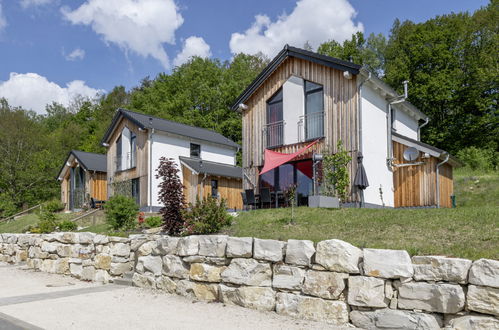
148, 126, 155, 213
436, 153, 449, 208
418, 117, 429, 141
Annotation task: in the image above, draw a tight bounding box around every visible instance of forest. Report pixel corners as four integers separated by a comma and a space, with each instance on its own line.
0, 1, 497, 217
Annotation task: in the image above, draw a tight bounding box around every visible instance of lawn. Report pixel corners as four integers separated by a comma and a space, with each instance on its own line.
227, 169, 498, 260
0, 213, 75, 234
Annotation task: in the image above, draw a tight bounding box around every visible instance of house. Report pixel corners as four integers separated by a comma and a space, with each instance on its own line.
232, 45, 458, 208
57, 150, 107, 211
100, 108, 243, 211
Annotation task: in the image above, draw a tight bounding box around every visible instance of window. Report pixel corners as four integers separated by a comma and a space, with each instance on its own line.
211, 179, 218, 198
130, 132, 137, 168
116, 135, 122, 171
265, 89, 284, 147
304, 81, 324, 140
131, 178, 140, 205
190, 143, 201, 158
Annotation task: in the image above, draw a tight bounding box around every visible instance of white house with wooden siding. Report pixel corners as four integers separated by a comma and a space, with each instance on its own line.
232, 45, 459, 208
100, 109, 243, 211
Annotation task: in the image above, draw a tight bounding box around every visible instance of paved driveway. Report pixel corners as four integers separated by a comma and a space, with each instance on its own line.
0, 263, 342, 330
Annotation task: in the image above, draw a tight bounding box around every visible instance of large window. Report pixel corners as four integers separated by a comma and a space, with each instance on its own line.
190, 143, 201, 158
130, 132, 137, 168
265, 89, 284, 148
304, 81, 324, 140
116, 135, 122, 171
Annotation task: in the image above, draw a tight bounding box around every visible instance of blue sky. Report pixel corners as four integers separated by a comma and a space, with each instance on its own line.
0, 0, 489, 114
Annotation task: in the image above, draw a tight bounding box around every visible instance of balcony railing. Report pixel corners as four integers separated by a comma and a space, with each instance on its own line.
298, 112, 324, 142
263, 121, 285, 148
115, 152, 136, 172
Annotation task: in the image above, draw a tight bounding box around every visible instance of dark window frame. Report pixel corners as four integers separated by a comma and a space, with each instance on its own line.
304, 80, 325, 140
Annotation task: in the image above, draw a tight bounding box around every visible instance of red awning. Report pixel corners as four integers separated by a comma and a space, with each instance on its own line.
260, 140, 319, 175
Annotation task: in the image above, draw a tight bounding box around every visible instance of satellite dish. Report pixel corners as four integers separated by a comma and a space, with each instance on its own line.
403, 147, 420, 161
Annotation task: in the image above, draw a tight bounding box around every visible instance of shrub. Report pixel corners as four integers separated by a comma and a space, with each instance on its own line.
156, 157, 185, 235
104, 195, 139, 230
44, 199, 65, 213
144, 216, 162, 228
58, 220, 77, 231
182, 197, 232, 235
0, 194, 17, 219
456, 147, 497, 172
37, 211, 58, 233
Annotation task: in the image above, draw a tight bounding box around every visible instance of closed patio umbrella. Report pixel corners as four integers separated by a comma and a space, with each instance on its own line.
353, 152, 369, 207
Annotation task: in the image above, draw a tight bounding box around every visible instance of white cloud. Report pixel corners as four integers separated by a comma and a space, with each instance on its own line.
61, 0, 183, 69
0, 72, 103, 114
229, 0, 363, 58
20, 0, 54, 9
64, 47, 85, 61
173, 36, 211, 67
0, 2, 7, 32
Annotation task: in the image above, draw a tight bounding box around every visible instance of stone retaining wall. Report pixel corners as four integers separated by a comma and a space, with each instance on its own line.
1, 232, 498, 329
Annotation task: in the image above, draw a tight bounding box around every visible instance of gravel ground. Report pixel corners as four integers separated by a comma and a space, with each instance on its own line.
0, 263, 353, 330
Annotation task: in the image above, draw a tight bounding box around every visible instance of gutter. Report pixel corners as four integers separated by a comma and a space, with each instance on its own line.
417, 117, 430, 141
436, 153, 450, 208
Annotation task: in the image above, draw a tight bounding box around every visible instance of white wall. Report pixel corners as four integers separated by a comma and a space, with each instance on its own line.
393, 106, 419, 140
150, 132, 237, 207
282, 75, 304, 145
361, 84, 394, 207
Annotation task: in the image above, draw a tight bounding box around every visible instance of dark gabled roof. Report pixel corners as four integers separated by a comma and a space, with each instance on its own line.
392, 132, 460, 167
179, 156, 242, 179
57, 150, 107, 179
231, 45, 362, 111
101, 108, 240, 149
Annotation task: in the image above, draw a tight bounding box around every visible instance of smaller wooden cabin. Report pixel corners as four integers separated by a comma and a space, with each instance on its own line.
58, 150, 107, 211
180, 157, 243, 210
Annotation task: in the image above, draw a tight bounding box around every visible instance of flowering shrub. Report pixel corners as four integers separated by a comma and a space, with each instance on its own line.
182, 197, 231, 235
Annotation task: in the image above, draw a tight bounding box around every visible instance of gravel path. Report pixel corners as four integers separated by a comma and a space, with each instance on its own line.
0, 263, 351, 330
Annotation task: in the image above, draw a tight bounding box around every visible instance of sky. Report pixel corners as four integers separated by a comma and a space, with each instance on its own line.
0, 0, 489, 114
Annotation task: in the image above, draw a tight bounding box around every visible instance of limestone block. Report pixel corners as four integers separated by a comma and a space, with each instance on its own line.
301, 270, 347, 300
41, 241, 58, 253
272, 264, 305, 290
110, 262, 132, 276
447, 315, 499, 329
70, 263, 83, 278
467, 285, 499, 316
162, 255, 189, 279
95, 245, 110, 254
175, 280, 196, 299
363, 249, 413, 279
93, 234, 109, 245
350, 309, 441, 330
253, 238, 285, 262
108, 236, 129, 243
189, 263, 226, 282
154, 237, 179, 255
77, 232, 95, 244
469, 259, 499, 288
94, 269, 110, 283
132, 273, 155, 289
348, 276, 387, 308
276, 292, 349, 325
156, 276, 177, 294
285, 239, 315, 266
139, 255, 163, 276
315, 239, 362, 273
183, 255, 206, 263
226, 237, 253, 258
412, 256, 471, 283
397, 281, 465, 313
220, 285, 276, 311
204, 257, 229, 266
94, 254, 112, 270
177, 236, 200, 256
221, 258, 272, 286
15, 250, 27, 262
192, 283, 219, 302
110, 243, 130, 257
81, 266, 96, 281
198, 235, 228, 257
137, 241, 157, 256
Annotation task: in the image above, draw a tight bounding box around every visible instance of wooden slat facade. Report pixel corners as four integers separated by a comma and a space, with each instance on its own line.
90, 172, 107, 201
242, 57, 359, 202
393, 141, 453, 208
182, 166, 243, 210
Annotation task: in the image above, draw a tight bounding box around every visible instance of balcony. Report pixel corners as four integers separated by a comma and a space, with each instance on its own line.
263, 121, 285, 148
115, 152, 136, 172
298, 112, 324, 142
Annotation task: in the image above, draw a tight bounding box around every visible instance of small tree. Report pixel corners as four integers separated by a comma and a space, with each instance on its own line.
322, 141, 352, 202
182, 197, 232, 235
156, 157, 185, 235
104, 195, 139, 230
283, 184, 297, 224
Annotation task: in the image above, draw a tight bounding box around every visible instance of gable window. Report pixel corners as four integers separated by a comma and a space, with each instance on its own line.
116, 135, 122, 171
265, 89, 284, 148
190, 143, 201, 158
304, 81, 324, 140
130, 132, 137, 168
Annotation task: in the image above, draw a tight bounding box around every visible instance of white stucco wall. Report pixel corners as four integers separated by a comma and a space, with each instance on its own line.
149, 132, 236, 207
282, 75, 304, 145
393, 106, 419, 140
361, 84, 394, 207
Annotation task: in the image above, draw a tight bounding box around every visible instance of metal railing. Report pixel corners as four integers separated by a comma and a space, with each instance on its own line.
263, 121, 285, 148
298, 112, 324, 142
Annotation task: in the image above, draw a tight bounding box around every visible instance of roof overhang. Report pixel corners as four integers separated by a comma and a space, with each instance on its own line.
100, 108, 146, 145
56, 152, 85, 181
231, 45, 362, 111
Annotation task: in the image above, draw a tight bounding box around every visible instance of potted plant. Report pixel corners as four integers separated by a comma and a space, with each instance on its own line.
308, 141, 351, 208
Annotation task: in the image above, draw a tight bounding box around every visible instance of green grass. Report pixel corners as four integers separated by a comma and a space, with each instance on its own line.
0, 213, 74, 234
227, 169, 499, 260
